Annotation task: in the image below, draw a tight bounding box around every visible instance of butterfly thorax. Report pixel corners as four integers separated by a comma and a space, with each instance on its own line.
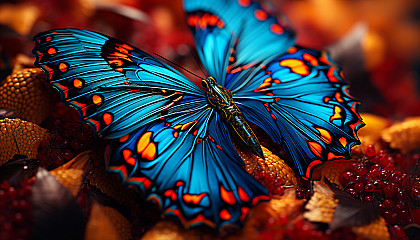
201, 77, 265, 159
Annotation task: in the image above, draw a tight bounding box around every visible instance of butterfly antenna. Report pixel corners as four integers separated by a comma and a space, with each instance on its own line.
153, 53, 204, 80
185, 42, 207, 78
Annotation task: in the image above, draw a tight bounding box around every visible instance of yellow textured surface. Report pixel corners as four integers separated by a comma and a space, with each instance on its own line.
0, 68, 54, 124
237, 145, 297, 186
102, 204, 133, 240
142, 220, 220, 240
50, 168, 84, 196
358, 113, 389, 138
303, 182, 338, 223
382, 117, 420, 153
313, 160, 355, 188
85, 202, 120, 240
49, 151, 92, 196
351, 217, 390, 240
0, 118, 50, 165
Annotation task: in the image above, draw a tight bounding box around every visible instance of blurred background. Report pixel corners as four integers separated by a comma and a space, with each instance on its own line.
0, 0, 419, 118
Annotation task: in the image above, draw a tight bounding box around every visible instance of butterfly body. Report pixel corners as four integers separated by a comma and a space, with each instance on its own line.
202, 77, 264, 159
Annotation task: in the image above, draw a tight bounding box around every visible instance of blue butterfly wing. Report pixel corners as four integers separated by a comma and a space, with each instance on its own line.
231, 47, 364, 178
33, 29, 204, 139
183, 0, 295, 87
108, 108, 269, 228
33, 28, 269, 228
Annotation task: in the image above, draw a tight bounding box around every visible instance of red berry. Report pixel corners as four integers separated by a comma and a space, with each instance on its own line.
365, 144, 376, 157
384, 185, 398, 199
339, 172, 356, 186
354, 182, 364, 193
364, 196, 375, 203
365, 183, 375, 192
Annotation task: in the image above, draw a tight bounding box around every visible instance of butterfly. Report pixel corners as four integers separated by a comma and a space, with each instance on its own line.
33, 0, 364, 229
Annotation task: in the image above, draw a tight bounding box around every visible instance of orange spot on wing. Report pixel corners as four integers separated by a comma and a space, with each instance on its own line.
328, 152, 345, 161
329, 106, 342, 122
73, 79, 83, 88
255, 9, 267, 21
173, 132, 179, 138
181, 120, 197, 131
280, 59, 309, 75
219, 209, 232, 220
137, 132, 152, 153
238, 187, 250, 202
308, 141, 323, 157
59, 63, 68, 72
323, 97, 331, 103
142, 142, 156, 160
339, 137, 347, 147
126, 157, 136, 165
220, 186, 236, 205
306, 160, 323, 179
92, 95, 103, 105
316, 128, 332, 144
103, 113, 112, 125
48, 48, 56, 55
183, 193, 207, 204
270, 24, 283, 34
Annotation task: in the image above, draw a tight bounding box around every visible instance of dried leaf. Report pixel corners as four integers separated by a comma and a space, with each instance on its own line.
0, 118, 50, 165
303, 182, 338, 223
382, 117, 420, 153
32, 168, 84, 240
351, 217, 390, 240
325, 179, 381, 230
0, 68, 56, 124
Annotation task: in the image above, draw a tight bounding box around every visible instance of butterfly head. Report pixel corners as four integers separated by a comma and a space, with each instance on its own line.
200, 77, 217, 90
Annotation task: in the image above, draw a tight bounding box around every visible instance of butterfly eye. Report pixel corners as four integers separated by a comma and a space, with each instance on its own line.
201, 80, 209, 89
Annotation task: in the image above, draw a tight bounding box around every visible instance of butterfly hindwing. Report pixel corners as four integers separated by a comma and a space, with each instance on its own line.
184, 0, 295, 87
108, 107, 269, 228
33, 28, 270, 228
231, 47, 364, 177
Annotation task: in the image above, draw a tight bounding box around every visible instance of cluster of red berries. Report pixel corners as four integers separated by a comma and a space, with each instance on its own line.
38, 103, 94, 169
260, 215, 361, 240
0, 181, 33, 240
339, 145, 419, 227
253, 170, 285, 195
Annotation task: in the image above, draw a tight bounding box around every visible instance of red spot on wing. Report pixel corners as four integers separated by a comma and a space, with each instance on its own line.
128, 177, 151, 190
219, 209, 232, 220
53, 82, 69, 98
46, 36, 52, 41
303, 53, 319, 66
254, 9, 267, 21
87, 118, 100, 133
270, 24, 283, 34
335, 92, 344, 103
238, 0, 250, 7
305, 160, 323, 179
103, 112, 112, 125
220, 186, 236, 205
119, 134, 129, 142
241, 207, 250, 221
339, 137, 347, 147
183, 193, 207, 205
176, 181, 184, 187
252, 195, 270, 205
123, 149, 131, 160
238, 187, 250, 202
287, 46, 297, 53
109, 165, 128, 180
164, 189, 177, 201
73, 79, 83, 89
328, 152, 345, 161
164, 209, 216, 229
327, 68, 339, 82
